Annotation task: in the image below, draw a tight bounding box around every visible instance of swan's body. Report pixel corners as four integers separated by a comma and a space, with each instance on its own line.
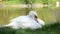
4, 11, 45, 29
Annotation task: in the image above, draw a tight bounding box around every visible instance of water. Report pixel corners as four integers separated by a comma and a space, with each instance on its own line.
0, 4, 60, 25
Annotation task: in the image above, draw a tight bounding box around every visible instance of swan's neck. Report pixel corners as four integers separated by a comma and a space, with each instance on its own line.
27, 15, 38, 23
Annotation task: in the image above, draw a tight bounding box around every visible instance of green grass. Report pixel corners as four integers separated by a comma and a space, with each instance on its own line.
0, 22, 60, 34
3, 1, 22, 5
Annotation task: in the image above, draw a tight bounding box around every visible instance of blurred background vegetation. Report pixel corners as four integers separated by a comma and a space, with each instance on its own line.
0, 0, 60, 25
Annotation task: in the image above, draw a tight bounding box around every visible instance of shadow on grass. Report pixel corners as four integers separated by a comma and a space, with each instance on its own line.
0, 22, 60, 34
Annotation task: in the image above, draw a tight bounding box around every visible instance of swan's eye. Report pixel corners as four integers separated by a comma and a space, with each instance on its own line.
35, 15, 37, 19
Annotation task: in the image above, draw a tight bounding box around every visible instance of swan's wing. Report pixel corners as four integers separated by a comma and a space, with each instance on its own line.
37, 19, 45, 26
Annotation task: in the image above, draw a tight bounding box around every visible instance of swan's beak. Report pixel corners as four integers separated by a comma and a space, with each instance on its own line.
35, 15, 38, 22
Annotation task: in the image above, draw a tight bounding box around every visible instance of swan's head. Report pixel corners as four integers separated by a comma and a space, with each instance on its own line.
28, 11, 38, 21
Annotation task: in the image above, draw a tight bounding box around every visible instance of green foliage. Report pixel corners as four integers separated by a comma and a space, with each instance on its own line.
0, 22, 60, 34
3, 0, 60, 4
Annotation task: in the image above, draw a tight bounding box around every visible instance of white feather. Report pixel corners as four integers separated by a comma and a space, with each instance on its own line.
4, 11, 45, 29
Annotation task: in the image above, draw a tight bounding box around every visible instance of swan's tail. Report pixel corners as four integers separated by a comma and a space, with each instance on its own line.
3, 24, 11, 27
0, 23, 13, 28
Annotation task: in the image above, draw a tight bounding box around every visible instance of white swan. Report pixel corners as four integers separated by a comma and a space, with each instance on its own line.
4, 11, 45, 29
